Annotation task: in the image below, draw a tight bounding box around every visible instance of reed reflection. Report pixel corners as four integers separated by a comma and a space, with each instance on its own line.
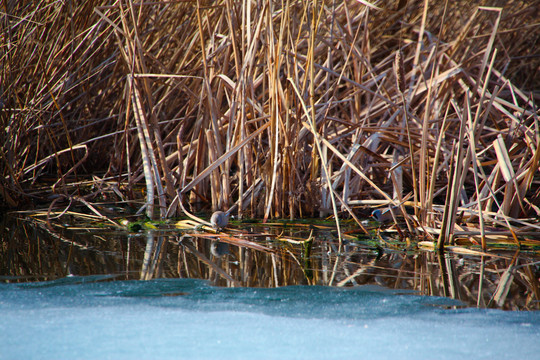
1, 215, 539, 310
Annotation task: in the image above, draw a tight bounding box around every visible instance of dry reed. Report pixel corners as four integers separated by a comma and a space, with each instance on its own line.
1, 1, 539, 248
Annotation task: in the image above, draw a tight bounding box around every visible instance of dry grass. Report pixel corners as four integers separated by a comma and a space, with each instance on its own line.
1, 0, 540, 248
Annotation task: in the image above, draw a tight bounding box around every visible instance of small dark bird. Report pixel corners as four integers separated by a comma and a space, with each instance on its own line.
371, 207, 403, 223
210, 211, 231, 230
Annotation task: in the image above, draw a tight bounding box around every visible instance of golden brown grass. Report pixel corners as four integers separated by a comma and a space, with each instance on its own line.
1, 0, 539, 248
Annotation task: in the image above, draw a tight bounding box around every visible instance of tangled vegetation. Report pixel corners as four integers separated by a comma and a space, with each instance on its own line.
1, 0, 539, 249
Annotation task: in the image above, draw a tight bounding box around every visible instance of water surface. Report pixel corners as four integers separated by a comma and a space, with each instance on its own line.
2, 214, 539, 310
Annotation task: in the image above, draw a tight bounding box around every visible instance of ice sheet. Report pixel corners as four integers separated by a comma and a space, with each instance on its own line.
1, 278, 538, 359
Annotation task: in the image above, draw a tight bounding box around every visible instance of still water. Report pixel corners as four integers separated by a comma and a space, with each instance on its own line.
1, 213, 540, 358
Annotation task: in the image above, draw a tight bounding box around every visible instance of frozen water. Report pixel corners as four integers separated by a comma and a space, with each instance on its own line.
1, 277, 539, 359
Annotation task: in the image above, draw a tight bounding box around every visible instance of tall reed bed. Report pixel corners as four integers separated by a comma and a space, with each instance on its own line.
2, 1, 539, 247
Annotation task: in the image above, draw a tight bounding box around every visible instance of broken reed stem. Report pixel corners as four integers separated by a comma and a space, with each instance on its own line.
394, 50, 416, 234
129, 75, 156, 219
288, 79, 343, 244
466, 119, 487, 250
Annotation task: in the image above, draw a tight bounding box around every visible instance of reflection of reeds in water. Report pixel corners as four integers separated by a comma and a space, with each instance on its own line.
166, 226, 540, 310
2, 2, 540, 248
174, 224, 540, 309
2, 216, 539, 310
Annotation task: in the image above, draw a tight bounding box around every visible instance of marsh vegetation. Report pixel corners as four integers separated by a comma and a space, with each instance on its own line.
1, 1, 540, 306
